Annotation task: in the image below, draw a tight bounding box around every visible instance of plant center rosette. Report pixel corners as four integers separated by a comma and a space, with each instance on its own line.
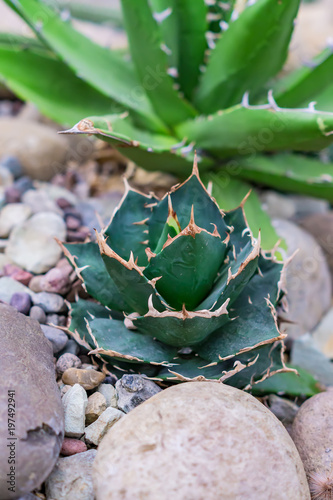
61, 159, 291, 388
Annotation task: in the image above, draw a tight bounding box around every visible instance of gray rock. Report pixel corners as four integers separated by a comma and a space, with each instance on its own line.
289, 194, 330, 219
291, 333, 333, 386
9, 292, 32, 315
116, 375, 162, 413
46, 313, 67, 326
299, 212, 333, 288
41, 325, 68, 354
21, 189, 62, 215
85, 407, 124, 446
97, 384, 117, 408
62, 384, 88, 438
17, 494, 39, 500
0, 304, 64, 499
311, 306, 333, 359
5, 212, 66, 273
0, 156, 23, 179
57, 339, 80, 357
0, 203, 31, 238
94, 382, 310, 500
267, 395, 299, 434
260, 191, 296, 220
56, 353, 82, 376
45, 449, 96, 500
0, 118, 69, 181
273, 219, 331, 339
29, 305, 47, 324
32, 292, 66, 313
0, 276, 35, 304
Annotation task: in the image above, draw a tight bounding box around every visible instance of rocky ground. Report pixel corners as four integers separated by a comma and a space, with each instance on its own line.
0, 93, 333, 500
0, 0, 333, 498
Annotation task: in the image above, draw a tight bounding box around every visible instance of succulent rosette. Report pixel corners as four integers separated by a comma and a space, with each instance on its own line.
62, 160, 290, 388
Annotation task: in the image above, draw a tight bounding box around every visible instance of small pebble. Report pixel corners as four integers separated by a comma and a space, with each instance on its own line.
66, 215, 81, 231
28, 275, 45, 293
10, 292, 31, 315
116, 374, 162, 413
62, 384, 88, 438
29, 305, 47, 324
4, 264, 33, 286
66, 228, 90, 242
41, 267, 71, 295
41, 324, 68, 353
85, 407, 125, 446
1, 155, 23, 179
57, 339, 80, 357
62, 368, 105, 390
56, 353, 82, 376
97, 384, 117, 408
85, 392, 107, 425
56, 197, 73, 210
60, 437, 87, 457
32, 291, 66, 313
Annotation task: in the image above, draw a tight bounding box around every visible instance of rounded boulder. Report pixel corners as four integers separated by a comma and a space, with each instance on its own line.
93, 382, 310, 500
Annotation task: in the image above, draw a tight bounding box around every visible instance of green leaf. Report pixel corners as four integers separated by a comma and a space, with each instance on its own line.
194, 0, 300, 112
252, 365, 322, 397
203, 173, 287, 253
147, 170, 229, 251
68, 298, 112, 349
150, 0, 208, 100
62, 242, 130, 312
274, 47, 333, 108
134, 303, 229, 347
313, 82, 333, 113
176, 101, 333, 155
87, 317, 177, 365
62, 114, 214, 175
0, 45, 119, 126
104, 187, 158, 267
5, 0, 164, 132
155, 341, 287, 387
98, 235, 167, 315
236, 154, 333, 201
44, 0, 123, 27
197, 255, 283, 362
197, 239, 259, 312
120, 0, 197, 126
144, 229, 228, 310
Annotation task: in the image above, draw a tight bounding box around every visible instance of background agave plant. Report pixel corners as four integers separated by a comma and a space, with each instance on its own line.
1, 0, 333, 251
60, 159, 291, 389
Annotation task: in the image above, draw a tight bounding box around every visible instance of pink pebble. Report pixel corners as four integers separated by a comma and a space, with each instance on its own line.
4, 264, 32, 286
60, 438, 87, 456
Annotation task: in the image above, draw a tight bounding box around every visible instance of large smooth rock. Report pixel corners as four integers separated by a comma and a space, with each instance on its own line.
0, 118, 68, 181
292, 390, 333, 498
0, 203, 31, 238
5, 212, 66, 273
0, 304, 64, 499
299, 212, 333, 287
93, 382, 310, 500
273, 219, 331, 339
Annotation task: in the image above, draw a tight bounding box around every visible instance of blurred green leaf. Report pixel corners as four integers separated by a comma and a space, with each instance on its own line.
202, 172, 286, 253
274, 47, 333, 108
0, 46, 121, 125
195, 0, 300, 112
237, 154, 333, 201
44, 0, 123, 27
150, 0, 208, 100
120, 0, 197, 126
252, 365, 322, 397
176, 102, 333, 155
4, 0, 165, 132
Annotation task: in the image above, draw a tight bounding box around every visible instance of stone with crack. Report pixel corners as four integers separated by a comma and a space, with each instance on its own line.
0, 304, 64, 500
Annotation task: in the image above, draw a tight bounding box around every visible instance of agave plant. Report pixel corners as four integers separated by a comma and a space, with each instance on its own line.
60, 159, 291, 387
1, 0, 333, 250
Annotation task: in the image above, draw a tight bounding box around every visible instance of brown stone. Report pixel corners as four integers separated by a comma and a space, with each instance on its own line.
94, 382, 310, 500
0, 304, 64, 499
62, 368, 105, 390
85, 392, 107, 425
